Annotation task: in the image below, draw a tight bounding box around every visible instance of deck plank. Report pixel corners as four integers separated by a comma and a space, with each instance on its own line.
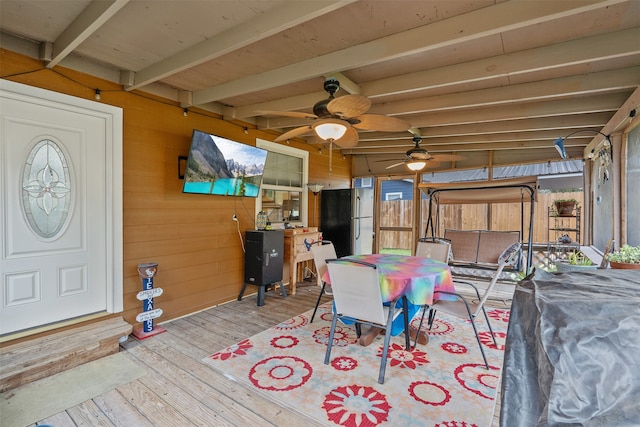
66, 400, 117, 426
127, 346, 273, 426
34, 410, 76, 427
93, 388, 155, 427
21, 280, 509, 426
138, 331, 322, 426
162, 318, 234, 353
137, 369, 242, 427
115, 380, 193, 425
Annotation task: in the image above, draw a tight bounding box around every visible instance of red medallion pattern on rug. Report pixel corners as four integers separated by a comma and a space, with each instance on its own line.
204, 303, 509, 427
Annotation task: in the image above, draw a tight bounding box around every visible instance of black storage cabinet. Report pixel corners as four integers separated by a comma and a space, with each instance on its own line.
238, 230, 285, 306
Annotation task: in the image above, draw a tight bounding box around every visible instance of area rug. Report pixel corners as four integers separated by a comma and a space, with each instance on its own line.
0, 352, 145, 427
202, 303, 509, 427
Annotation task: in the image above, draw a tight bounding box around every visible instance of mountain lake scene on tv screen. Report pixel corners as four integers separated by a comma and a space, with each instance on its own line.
183, 131, 268, 197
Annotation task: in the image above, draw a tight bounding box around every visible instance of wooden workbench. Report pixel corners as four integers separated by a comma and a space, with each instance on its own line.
283, 228, 322, 294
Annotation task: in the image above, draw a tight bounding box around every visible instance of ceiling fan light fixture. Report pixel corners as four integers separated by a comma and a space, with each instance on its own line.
313, 118, 348, 141
406, 160, 427, 171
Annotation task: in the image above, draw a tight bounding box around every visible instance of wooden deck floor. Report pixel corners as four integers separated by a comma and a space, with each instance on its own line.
32, 279, 513, 427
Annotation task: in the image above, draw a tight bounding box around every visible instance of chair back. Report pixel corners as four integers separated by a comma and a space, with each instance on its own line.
310, 241, 337, 285
327, 260, 387, 326
474, 242, 521, 315
416, 238, 451, 263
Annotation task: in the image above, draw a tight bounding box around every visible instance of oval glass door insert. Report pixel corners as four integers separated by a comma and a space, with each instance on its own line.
22, 139, 72, 239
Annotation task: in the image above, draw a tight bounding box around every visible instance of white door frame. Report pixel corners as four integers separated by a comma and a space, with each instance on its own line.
0, 79, 123, 335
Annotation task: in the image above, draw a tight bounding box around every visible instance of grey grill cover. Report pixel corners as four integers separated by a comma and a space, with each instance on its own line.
500, 269, 640, 426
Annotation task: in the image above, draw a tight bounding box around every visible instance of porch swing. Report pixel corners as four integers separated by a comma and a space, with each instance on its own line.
418, 176, 537, 277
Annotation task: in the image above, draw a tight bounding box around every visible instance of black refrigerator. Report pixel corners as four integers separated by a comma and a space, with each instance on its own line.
320, 188, 374, 258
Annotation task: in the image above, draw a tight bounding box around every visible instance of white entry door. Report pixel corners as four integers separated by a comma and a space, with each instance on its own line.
0, 80, 123, 335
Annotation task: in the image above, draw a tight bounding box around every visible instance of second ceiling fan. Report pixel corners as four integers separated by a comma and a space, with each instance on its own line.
384, 128, 464, 171
260, 78, 411, 148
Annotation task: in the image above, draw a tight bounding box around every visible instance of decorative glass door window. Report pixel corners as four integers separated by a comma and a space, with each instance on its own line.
22, 139, 72, 239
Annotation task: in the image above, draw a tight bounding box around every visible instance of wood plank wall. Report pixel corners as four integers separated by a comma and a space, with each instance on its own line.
1, 50, 351, 342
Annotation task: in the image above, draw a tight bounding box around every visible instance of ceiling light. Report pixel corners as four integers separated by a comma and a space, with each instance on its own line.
313, 118, 347, 141
307, 183, 324, 227
306, 183, 324, 194
406, 160, 427, 171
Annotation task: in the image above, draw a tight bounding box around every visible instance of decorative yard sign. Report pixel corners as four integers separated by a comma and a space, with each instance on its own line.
132, 262, 166, 340
135, 308, 163, 324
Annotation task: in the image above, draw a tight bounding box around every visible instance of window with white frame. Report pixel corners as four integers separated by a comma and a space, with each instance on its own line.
256, 139, 309, 226
359, 177, 373, 188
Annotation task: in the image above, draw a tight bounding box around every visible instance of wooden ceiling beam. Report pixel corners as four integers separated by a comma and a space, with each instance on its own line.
417, 113, 614, 137
223, 72, 362, 120
240, 64, 639, 124
125, 1, 354, 91
405, 93, 628, 128
254, 62, 637, 129
224, 91, 328, 120
368, 67, 640, 116
192, 0, 622, 105
45, 0, 129, 68
363, 27, 640, 98
584, 86, 640, 155
260, 93, 626, 131
355, 113, 612, 142
343, 138, 593, 155
349, 130, 595, 149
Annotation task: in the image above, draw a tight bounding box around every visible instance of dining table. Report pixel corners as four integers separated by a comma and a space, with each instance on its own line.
324, 253, 457, 348
341, 253, 456, 307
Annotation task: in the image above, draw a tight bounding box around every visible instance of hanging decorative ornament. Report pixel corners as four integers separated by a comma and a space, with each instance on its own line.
598, 147, 611, 184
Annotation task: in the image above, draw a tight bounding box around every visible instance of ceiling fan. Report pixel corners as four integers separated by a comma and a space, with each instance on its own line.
384, 128, 464, 171
258, 78, 411, 148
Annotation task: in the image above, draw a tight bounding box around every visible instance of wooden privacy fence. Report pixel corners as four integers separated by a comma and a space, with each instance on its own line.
379, 191, 583, 251
379, 200, 413, 250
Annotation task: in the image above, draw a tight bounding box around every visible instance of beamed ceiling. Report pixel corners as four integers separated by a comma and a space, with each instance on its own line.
2, 0, 639, 175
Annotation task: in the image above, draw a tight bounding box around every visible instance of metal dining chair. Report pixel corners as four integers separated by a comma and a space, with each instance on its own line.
427, 242, 521, 368
412, 237, 452, 348
309, 240, 336, 323
324, 259, 407, 384
415, 237, 452, 263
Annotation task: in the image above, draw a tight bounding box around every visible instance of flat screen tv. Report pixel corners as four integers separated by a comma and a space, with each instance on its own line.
182, 129, 268, 197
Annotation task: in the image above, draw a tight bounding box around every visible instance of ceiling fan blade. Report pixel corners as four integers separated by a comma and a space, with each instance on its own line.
385, 162, 406, 169
374, 158, 405, 163
256, 110, 317, 120
423, 160, 441, 168
327, 95, 371, 118
353, 114, 411, 132
333, 126, 359, 148
429, 154, 465, 162
274, 125, 313, 142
